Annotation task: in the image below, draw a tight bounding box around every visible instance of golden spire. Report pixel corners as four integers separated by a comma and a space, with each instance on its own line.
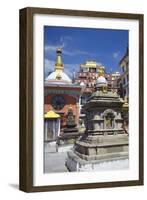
55, 48, 63, 71
98, 66, 105, 77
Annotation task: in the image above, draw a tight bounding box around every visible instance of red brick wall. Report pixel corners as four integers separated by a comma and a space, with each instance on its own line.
44, 94, 79, 128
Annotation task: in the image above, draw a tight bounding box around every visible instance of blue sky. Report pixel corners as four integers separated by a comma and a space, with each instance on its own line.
44, 26, 128, 78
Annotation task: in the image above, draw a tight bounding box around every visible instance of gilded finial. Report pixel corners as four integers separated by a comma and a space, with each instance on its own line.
55, 48, 63, 71
98, 66, 105, 76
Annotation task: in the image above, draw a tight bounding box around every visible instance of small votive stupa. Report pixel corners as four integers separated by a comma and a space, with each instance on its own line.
66, 66, 129, 171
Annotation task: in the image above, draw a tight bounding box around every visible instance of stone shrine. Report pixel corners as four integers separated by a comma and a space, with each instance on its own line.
66, 106, 76, 128
66, 67, 129, 171
60, 106, 81, 142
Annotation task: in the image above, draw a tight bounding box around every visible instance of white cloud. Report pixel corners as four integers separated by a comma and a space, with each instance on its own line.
44, 44, 64, 52
60, 36, 72, 44
97, 62, 103, 66
45, 35, 96, 57
45, 44, 96, 57
44, 59, 55, 77
44, 58, 79, 79
44, 35, 71, 53
64, 63, 79, 78
63, 49, 96, 56
112, 51, 120, 59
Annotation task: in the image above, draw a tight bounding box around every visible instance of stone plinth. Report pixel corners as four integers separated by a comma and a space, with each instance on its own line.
66, 151, 129, 172
74, 134, 128, 159
66, 132, 128, 170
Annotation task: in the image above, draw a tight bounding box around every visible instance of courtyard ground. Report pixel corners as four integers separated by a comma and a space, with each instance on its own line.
44, 144, 73, 173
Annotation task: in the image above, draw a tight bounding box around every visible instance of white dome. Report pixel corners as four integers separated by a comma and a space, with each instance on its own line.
96, 76, 107, 87
45, 71, 72, 84
97, 76, 107, 84
80, 82, 85, 86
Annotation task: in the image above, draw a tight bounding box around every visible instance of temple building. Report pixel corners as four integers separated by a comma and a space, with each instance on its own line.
118, 47, 129, 99
106, 71, 121, 93
66, 66, 129, 171
117, 47, 129, 131
44, 48, 82, 143
74, 60, 121, 125
75, 60, 101, 104
75, 60, 120, 98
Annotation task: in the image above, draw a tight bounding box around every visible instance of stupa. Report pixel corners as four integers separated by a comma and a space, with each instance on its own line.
66, 66, 129, 171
